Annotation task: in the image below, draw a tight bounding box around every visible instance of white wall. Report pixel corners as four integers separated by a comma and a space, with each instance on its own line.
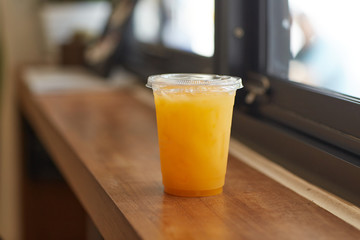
0, 0, 44, 239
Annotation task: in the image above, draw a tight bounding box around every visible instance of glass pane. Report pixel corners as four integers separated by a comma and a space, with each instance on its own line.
288, 0, 360, 98
133, 0, 214, 57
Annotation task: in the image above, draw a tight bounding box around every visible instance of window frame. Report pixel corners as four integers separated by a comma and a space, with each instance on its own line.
263, 0, 360, 156
215, 0, 360, 206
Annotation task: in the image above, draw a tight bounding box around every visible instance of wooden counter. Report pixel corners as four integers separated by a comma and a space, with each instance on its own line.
18, 67, 360, 239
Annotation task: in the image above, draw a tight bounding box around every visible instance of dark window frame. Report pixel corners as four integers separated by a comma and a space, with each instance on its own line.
215, 0, 360, 206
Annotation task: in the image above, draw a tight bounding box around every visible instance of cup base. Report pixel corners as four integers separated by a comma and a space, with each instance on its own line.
164, 187, 223, 197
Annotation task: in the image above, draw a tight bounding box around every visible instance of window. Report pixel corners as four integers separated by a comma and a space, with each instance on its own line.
287, 0, 360, 98
122, 0, 360, 206
123, 0, 214, 78
215, 0, 359, 205
133, 0, 214, 57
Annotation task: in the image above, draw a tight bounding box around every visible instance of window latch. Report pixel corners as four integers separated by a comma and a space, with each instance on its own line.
244, 73, 270, 104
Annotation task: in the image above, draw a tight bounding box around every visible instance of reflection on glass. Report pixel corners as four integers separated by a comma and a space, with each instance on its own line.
133, 0, 214, 57
288, 0, 360, 98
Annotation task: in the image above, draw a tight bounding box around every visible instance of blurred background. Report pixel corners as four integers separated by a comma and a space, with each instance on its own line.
1, 0, 360, 239
0, 1, 107, 239
0, 0, 216, 239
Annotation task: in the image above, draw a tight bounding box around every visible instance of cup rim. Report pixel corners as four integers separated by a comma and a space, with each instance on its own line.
146, 73, 243, 89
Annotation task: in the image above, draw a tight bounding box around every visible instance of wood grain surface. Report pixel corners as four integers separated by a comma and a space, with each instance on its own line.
19, 79, 360, 240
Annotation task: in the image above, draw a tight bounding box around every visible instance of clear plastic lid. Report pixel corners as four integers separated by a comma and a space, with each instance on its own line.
146, 73, 243, 91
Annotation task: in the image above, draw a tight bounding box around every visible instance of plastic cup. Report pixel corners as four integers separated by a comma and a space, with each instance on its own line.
146, 73, 243, 197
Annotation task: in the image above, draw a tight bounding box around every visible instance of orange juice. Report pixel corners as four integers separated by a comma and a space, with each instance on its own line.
154, 91, 236, 196
147, 73, 242, 197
